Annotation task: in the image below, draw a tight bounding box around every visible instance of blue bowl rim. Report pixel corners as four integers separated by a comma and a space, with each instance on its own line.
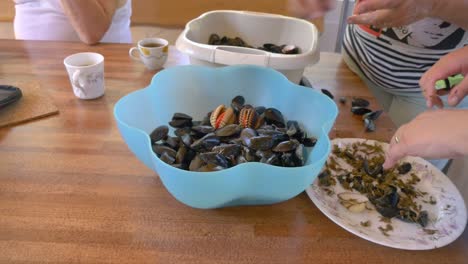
114, 64, 338, 176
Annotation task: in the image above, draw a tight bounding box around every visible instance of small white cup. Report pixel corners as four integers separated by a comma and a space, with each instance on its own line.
129, 38, 169, 70
64, 52, 105, 100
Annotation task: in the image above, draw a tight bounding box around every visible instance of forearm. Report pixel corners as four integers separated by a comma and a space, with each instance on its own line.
433, 0, 468, 29
452, 110, 468, 156
59, 0, 118, 45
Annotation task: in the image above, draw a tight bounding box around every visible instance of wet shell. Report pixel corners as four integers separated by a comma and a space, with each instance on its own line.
210, 105, 236, 129
150, 125, 169, 144
210, 105, 226, 128
351, 98, 370, 108
239, 106, 257, 128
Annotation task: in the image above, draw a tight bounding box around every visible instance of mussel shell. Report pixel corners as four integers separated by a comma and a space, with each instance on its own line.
339, 97, 347, 104
272, 133, 290, 146
273, 140, 298, 152
302, 137, 317, 147
263, 43, 276, 50
318, 171, 332, 186
373, 205, 400, 218
371, 190, 400, 218
198, 164, 225, 172
152, 144, 177, 158
237, 155, 248, 164
181, 149, 196, 170
256, 128, 283, 137
295, 144, 305, 166
255, 150, 274, 159
364, 118, 376, 132
351, 98, 370, 108
212, 144, 241, 157
363, 159, 383, 177
417, 211, 429, 227
281, 45, 299, 54
149, 125, 169, 144
160, 152, 176, 165
281, 153, 297, 167
190, 133, 220, 151
215, 124, 241, 137
264, 108, 285, 128
249, 136, 274, 151
240, 128, 258, 146
191, 121, 202, 127
363, 110, 383, 121
263, 154, 280, 165
352, 107, 372, 116
231, 95, 245, 113
242, 146, 257, 162
220, 36, 228, 45
201, 112, 212, 126
208, 33, 220, 45
255, 106, 266, 115
179, 133, 193, 147
164, 136, 180, 149
169, 119, 192, 128
192, 125, 215, 135
199, 152, 230, 168
175, 144, 188, 164
230, 37, 246, 47
321, 89, 334, 100
172, 113, 193, 120
286, 120, 300, 137
397, 162, 412, 175
189, 154, 204, 171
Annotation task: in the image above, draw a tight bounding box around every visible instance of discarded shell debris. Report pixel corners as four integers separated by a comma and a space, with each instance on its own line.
319, 141, 433, 228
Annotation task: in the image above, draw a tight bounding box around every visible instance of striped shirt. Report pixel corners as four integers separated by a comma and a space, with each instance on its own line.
343, 18, 467, 92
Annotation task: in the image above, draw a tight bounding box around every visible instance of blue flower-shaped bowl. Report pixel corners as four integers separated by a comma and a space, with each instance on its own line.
114, 65, 338, 209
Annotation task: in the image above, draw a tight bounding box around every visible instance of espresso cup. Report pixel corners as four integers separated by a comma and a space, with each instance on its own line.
63, 52, 105, 100
129, 38, 169, 70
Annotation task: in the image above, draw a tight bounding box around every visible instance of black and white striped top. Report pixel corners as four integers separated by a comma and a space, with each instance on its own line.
343, 18, 467, 92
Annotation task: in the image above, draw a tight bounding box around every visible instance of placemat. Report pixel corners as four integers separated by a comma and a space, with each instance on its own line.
0, 80, 59, 128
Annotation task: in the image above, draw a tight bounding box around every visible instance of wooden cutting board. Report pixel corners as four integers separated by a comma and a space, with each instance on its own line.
0, 80, 59, 128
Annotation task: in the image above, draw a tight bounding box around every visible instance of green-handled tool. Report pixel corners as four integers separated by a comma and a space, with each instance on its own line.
435, 74, 464, 91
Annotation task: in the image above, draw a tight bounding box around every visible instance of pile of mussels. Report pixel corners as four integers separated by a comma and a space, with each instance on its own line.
149, 96, 317, 172
208, 34, 300, 55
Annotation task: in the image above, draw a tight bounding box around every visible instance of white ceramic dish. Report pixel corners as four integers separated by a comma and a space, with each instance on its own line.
175, 10, 320, 84
306, 138, 467, 250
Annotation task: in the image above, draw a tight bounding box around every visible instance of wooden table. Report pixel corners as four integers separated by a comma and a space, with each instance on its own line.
0, 39, 466, 263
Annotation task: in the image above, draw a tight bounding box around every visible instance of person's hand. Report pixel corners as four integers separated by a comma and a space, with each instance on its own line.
287, 0, 336, 19
347, 0, 438, 28
419, 46, 468, 109
382, 109, 468, 169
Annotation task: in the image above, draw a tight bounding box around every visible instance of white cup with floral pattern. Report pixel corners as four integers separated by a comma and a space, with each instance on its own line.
129, 38, 169, 70
64, 52, 105, 100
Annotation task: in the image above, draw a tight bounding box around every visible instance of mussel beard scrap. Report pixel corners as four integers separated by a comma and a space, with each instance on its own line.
320, 141, 432, 228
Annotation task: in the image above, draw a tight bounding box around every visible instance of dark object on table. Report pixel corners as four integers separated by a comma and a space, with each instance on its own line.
339, 97, 347, 104
321, 89, 334, 100
0, 85, 22, 109
299, 77, 313, 88
351, 106, 372, 115
351, 97, 370, 108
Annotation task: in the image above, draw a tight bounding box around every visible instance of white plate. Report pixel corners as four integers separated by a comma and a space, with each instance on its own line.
306, 138, 467, 250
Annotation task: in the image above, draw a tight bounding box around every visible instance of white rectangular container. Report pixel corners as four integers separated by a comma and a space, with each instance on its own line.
175, 10, 320, 84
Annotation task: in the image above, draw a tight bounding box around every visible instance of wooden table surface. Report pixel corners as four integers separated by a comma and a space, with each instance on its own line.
0, 39, 466, 263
